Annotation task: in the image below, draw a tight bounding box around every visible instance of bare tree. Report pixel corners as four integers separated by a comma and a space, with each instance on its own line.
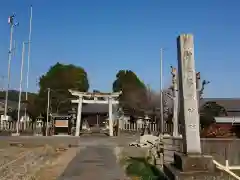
144, 88, 173, 123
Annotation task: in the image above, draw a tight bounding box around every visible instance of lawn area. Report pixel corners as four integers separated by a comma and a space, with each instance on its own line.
122, 157, 168, 180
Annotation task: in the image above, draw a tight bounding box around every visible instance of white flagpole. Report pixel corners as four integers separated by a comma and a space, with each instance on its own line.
17, 42, 26, 135
160, 48, 164, 134
25, 5, 33, 121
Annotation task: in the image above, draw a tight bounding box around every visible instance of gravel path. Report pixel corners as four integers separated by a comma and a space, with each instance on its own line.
58, 145, 128, 180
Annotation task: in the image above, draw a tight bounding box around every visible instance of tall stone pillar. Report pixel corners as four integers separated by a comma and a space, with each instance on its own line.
75, 96, 83, 136
164, 34, 218, 180
177, 34, 201, 154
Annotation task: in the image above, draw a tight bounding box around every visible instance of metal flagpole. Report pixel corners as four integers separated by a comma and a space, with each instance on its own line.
25, 5, 33, 122
160, 48, 164, 134
17, 42, 26, 135
4, 14, 19, 127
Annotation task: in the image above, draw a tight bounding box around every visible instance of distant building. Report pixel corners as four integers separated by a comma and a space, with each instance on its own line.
201, 98, 240, 117
201, 98, 240, 130
80, 104, 109, 127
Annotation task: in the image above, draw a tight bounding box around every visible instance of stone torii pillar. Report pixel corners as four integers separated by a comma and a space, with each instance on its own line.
75, 96, 83, 136
108, 97, 113, 137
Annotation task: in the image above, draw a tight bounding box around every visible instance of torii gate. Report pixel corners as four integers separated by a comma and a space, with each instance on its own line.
69, 89, 121, 137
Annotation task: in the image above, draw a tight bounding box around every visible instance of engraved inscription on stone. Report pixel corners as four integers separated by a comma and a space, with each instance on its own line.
188, 124, 196, 129
188, 108, 195, 113
183, 48, 196, 99
188, 107, 197, 129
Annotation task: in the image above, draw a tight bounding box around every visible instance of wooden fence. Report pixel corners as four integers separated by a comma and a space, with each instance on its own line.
120, 121, 182, 135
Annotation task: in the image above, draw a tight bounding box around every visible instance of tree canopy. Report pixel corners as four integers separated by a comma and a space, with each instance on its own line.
199, 101, 227, 129
200, 101, 228, 117
37, 63, 89, 115
112, 70, 148, 116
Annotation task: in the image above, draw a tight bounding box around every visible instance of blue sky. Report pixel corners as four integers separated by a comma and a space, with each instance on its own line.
0, 0, 240, 98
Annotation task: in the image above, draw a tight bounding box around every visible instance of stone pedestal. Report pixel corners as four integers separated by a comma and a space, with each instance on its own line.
174, 153, 215, 172
12, 133, 20, 136
164, 153, 221, 180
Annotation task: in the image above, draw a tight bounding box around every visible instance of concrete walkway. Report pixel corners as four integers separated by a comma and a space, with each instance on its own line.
58, 145, 128, 180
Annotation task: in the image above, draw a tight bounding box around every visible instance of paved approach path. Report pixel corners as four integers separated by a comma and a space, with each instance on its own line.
57, 136, 132, 180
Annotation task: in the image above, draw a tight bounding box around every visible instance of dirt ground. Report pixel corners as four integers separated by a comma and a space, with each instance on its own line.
0, 134, 140, 180
0, 137, 79, 180
34, 147, 79, 180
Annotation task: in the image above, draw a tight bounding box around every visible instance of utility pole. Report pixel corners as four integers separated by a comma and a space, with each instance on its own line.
25, 5, 33, 122
160, 48, 164, 134
16, 42, 26, 135
4, 14, 19, 121
46, 88, 50, 136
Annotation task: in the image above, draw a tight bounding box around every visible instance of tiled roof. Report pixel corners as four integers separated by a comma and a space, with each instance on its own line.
81, 104, 119, 114
201, 98, 240, 116
82, 104, 108, 114
201, 98, 240, 111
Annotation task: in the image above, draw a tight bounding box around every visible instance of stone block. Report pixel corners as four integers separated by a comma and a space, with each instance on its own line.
139, 134, 158, 145
173, 152, 215, 172
164, 163, 221, 180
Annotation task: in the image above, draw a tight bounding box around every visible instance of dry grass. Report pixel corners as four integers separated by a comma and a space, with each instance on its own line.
0, 143, 78, 180
33, 147, 79, 180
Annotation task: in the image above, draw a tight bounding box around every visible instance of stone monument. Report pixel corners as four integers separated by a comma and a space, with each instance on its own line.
164, 34, 219, 179
35, 114, 44, 136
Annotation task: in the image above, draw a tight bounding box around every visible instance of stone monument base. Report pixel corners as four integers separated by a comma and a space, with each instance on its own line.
12, 133, 20, 136
164, 152, 222, 180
